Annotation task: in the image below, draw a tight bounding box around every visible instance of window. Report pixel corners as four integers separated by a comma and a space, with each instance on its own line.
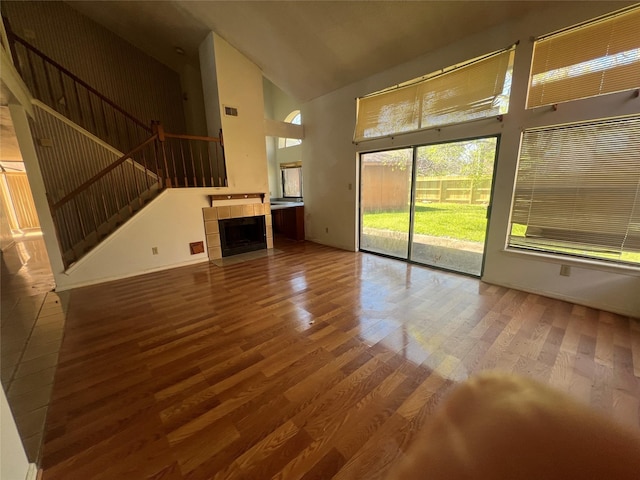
527, 6, 640, 108
508, 116, 640, 266
278, 111, 302, 148
281, 163, 302, 198
354, 47, 515, 142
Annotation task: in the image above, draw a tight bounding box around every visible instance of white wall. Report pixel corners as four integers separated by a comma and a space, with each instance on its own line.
263, 79, 303, 198
1, 388, 33, 480
264, 79, 301, 123
55, 189, 211, 291
302, 2, 640, 316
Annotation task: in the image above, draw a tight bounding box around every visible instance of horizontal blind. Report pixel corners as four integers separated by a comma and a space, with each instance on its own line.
509, 116, 640, 263
355, 48, 514, 142
527, 6, 640, 108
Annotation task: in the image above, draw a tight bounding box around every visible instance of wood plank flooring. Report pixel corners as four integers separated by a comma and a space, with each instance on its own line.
40, 240, 640, 479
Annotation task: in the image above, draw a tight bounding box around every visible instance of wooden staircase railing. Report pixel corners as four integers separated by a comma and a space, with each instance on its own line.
5, 26, 152, 155
50, 127, 225, 267
2, 21, 228, 266
159, 125, 227, 188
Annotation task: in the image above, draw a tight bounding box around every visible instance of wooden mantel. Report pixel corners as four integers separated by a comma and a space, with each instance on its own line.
208, 193, 265, 206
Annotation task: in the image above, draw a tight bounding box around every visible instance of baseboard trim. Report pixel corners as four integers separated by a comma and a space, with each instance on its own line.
55, 257, 210, 291
481, 278, 639, 318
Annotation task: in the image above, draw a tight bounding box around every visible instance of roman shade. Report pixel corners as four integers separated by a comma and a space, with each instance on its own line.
354, 47, 515, 142
527, 6, 640, 108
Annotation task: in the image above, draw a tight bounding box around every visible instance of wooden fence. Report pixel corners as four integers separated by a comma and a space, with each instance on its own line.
362, 164, 491, 212
415, 176, 492, 205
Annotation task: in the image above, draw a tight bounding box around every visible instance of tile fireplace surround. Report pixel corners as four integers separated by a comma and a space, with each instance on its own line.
202, 201, 273, 260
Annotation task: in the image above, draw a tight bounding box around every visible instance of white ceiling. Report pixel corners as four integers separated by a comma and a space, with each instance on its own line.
65, 1, 566, 102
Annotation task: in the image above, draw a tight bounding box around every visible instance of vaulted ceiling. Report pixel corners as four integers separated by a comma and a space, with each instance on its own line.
58, 1, 609, 102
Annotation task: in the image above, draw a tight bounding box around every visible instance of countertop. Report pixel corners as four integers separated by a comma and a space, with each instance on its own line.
270, 202, 304, 210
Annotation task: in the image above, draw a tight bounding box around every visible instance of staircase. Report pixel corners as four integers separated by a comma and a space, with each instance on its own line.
6, 28, 227, 268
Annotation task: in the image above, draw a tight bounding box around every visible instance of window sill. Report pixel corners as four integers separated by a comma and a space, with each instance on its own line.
501, 247, 640, 277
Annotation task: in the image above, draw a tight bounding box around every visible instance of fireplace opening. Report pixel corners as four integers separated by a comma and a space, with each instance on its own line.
219, 215, 267, 257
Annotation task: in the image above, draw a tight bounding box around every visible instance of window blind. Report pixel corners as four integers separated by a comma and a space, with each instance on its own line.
282, 167, 302, 197
354, 48, 514, 142
527, 6, 640, 108
509, 116, 640, 265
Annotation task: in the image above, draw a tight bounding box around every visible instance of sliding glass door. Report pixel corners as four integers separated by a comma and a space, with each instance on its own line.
359, 137, 498, 276
360, 148, 413, 258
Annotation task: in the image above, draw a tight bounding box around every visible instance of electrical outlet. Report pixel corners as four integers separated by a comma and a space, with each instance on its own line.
348, 183, 352, 190
152, 247, 158, 255
325, 227, 329, 233
560, 264, 571, 276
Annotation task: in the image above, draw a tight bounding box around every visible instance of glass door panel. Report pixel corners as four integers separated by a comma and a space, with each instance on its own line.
410, 138, 497, 275
360, 148, 413, 258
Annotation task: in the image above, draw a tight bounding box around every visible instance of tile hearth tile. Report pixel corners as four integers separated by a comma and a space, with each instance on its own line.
217, 206, 231, 219
203, 207, 218, 221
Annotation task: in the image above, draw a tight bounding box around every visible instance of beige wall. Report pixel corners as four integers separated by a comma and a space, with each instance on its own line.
2, 0, 185, 133
55, 188, 210, 291
204, 33, 268, 195
302, 2, 640, 316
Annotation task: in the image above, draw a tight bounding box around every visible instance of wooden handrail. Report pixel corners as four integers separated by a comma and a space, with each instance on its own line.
51, 134, 158, 211
164, 132, 221, 143
8, 32, 151, 132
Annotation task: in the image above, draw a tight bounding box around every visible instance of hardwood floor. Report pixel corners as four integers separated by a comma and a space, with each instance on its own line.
40, 240, 639, 479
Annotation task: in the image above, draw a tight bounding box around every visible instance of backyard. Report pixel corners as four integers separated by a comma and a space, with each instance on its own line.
362, 202, 639, 265
362, 202, 495, 243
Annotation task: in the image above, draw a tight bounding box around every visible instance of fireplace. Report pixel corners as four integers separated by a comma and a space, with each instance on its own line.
202, 198, 272, 261
219, 215, 267, 257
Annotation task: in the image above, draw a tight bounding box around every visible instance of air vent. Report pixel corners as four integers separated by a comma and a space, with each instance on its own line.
224, 106, 238, 117
190, 241, 204, 255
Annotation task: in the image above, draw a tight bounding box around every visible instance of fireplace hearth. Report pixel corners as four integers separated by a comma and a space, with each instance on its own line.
219, 215, 267, 257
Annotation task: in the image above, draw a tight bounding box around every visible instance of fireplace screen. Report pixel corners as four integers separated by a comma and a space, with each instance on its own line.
219, 215, 267, 257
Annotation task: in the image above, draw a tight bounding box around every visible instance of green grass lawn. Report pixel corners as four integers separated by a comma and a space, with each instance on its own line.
362, 203, 489, 243
362, 203, 639, 265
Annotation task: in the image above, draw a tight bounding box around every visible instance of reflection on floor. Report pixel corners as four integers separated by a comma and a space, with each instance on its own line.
1, 235, 67, 462
361, 228, 483, 275
210, 248, 283, 267
36, 240, 639, 479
